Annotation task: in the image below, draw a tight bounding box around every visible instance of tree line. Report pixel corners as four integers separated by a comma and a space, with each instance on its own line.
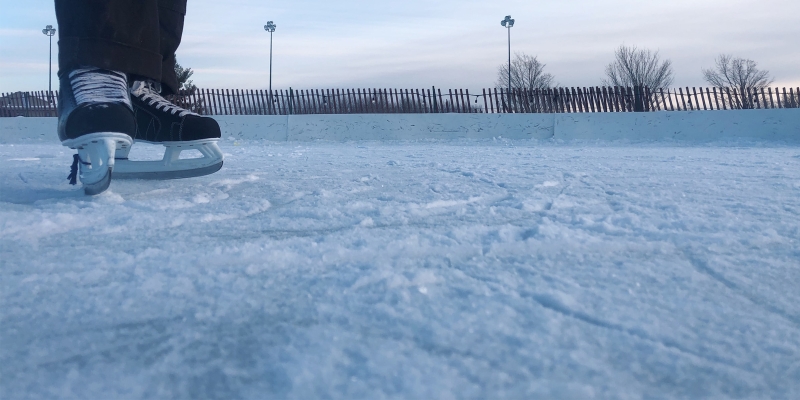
495, 45, 796, 109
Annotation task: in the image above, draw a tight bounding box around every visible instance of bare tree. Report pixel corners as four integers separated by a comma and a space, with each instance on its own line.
496, 53, 555, 90
603, 45, 673, 111
703, 55, 773, 109
604, 45, 674, 89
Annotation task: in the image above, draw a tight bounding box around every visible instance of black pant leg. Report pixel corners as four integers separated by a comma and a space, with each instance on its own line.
55, 0, 162, 81
157, 0, 188, 94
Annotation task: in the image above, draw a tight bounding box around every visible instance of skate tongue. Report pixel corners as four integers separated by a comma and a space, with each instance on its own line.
131, 80, 161, 95
131, 79, 196, 117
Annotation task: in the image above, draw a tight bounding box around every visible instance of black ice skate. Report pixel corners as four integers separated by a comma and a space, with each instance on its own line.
121, 79, 224, 180
58, 67, 135, 195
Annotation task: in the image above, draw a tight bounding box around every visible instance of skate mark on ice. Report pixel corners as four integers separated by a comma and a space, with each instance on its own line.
32, 334, 174, 370
34, 333, 174, 371
437, 167, 508, 189
419, 193, 510, 211
0, 187, 85, 205
541, 174, 573, 212
199, 200, 272, 223
211, 210, 537, 241
577, 173, 634, 213
12, 315, 184, 347
683, 250, 800, 328
543, 184, 570, 212
209, 174, 260, 191
29, 317, 182, 370
527, 292, 759, 376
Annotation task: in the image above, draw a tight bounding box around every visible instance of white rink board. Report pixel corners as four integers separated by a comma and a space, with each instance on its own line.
554, 109, 800, 142
0, 117, 57, 143
285, 113, 555, 141
2, 109, 798, 143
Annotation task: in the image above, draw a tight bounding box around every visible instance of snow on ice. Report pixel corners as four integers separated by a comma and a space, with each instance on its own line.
1, 138, 799, 399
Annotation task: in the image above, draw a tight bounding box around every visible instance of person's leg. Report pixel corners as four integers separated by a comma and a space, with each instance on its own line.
125, 0, 223, 179
55, 0, 162, 83
55, 0, 223, 190
130, 0, 221, 142
55, 0, 163, 194
55, 0, 188, 91
156, 0, 188, 94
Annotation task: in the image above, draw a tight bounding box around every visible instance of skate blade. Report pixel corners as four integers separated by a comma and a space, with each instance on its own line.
114, 160, 223, 180
113, 139, 224, 180
83, 168, 113, 195
62, 133, 131, 196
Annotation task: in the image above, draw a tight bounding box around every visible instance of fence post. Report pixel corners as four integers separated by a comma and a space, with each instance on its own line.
15, 92, 26, 116
288, 87, 294, 115
764, 88, 773, 109
205, 89, 213, 115
392, 89, 400, 113
8, 92, 19, 116
633, 85, 644, 112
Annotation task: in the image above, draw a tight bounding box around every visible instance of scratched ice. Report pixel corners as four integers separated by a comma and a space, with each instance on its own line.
2, 139, 799, 399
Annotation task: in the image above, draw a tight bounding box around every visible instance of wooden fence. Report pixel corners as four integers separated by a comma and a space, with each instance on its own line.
2, 86, 798, 117
0, 91, 59, 117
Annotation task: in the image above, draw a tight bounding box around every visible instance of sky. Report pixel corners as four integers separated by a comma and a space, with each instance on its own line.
1, 0, 798, 93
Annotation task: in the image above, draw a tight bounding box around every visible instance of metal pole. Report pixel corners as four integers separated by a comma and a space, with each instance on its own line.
500, 16, 514, 113
264, 21, 276, 114
269, 31, 273, 94
48, 34, 52, 93
269, 31, 273, 115
42, 24, 58, 114
43, 25, 56, 95
507, 25, 511, 109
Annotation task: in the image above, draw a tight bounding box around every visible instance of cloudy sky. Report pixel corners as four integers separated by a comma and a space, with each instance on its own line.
1, 0, 798, 92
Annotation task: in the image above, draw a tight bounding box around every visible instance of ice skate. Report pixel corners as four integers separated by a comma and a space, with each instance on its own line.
121, 79, 224, 180
58, 67, 135, 195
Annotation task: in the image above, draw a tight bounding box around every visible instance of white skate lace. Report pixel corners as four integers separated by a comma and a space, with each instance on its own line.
130, 80, 198, 117
68, 67, 131, 108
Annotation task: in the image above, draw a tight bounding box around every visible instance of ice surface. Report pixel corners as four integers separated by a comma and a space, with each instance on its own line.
1, 139, 799, 399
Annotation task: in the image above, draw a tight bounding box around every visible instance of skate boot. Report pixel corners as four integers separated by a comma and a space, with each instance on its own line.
59, 67, 135, 195
121, 79, 223, 180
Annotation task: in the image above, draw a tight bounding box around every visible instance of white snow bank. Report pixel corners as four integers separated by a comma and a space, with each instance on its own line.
3, 109, 798, 144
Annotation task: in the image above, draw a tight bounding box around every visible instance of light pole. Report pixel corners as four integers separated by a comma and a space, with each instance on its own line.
264, 21, 276, 94
501, 15, 514, 112
264, 21, 277, 113
42, 25, 56, 94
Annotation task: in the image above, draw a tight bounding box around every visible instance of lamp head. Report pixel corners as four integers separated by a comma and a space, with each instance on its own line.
264, 21, 276, 33
501, 15, 514, 28
42, 25, 56, 36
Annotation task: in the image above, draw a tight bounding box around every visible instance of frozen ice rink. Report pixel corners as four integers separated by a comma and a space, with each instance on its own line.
2, 139, 800, 399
